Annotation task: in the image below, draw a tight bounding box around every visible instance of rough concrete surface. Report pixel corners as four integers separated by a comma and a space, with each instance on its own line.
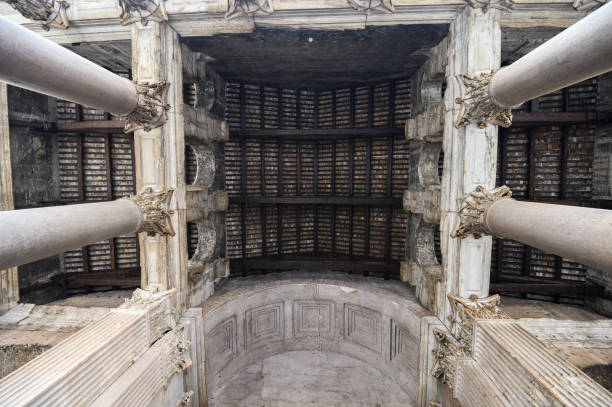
210, 350, 410, 407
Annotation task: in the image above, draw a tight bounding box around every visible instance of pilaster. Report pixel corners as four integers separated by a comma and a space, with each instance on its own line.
439, 6, 500, 323
0, 83, 18, 315
132, 21, 189, 312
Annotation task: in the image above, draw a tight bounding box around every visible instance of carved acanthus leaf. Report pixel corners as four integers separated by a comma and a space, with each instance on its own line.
447, 293, 509, 351
451, 185, 512, 239
572, 0, 608, 11
226, 0, 273, 19
465, 0, 515, 12
124, 82, 171, 133
128, 187, 175, 236
431, 328, 466, 389
347, 0, 394, 14
118, 0, 168, 26
6, 0, 69, 31
454, 72, 513, 128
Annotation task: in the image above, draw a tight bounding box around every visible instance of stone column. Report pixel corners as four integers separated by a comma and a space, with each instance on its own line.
131, 21, 189, 311
0, 83, 18, 314
0, 188, 174, 270
452, 186, 612, 273
456, 2, 612, 128
0, 16, 137, 116
439, 6, 501, 323
0, 16, 170, 133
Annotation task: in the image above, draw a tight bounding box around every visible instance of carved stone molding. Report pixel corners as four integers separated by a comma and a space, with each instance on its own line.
447, 293, 509, 351
431, 328, 466, 389
572, 0, 608, 11
6, 0, 70, 31
347, 0, 394, 14
403, 185, 441, 224
188, 144, 216, 188
450, 185, 512, 239
454, 72, 513, 129
405, 103, 444, 143
226, 0, 273, 19
465, 0, 515, 12
120, 288, 177, 344
118, 0, 168, 26
124, 82, 171, 133
128, 187, 176, 236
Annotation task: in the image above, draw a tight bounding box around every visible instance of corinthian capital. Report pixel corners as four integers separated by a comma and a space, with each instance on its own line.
118, 0, 168, 26
124, 82, 171, 133
451, 185, 512, 239
454, 72, 513, 128
447, 293, 509, 350
6, 0, 70, 31
431, 328, 465, 389
128, 187, 175, 236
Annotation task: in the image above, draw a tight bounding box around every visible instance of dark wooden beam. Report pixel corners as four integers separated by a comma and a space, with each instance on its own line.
230, 196, 402, 205
511, 111, 612, 127
230, 127, 404, 140
490, 282, 604, 297
230, 256, 400, 275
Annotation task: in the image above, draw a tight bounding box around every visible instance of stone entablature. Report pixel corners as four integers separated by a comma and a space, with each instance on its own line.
428, 294, 612, 406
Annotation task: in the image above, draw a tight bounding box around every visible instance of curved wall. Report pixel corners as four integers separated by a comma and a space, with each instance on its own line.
201, 273, 430, 404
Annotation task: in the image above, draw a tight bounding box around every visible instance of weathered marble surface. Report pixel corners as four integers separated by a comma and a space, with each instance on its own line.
210, 350, 410, 407
202, 272, 429, 405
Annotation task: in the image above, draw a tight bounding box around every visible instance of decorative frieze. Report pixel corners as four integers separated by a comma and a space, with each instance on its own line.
454, 72, 513, 129
128, 187, 176, 236
226, 0, 273, 19
347, 0, 394, 14
6, 0, 70, 31
451, 185, 512, 239
465, 0, 515, 12
118, 0, 168, 26
124, 81, 171, 133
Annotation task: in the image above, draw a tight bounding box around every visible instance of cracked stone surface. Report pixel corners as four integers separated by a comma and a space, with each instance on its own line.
209, 350, 410, 407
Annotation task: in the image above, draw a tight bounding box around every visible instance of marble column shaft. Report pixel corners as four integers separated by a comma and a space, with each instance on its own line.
0, 16, 138, 116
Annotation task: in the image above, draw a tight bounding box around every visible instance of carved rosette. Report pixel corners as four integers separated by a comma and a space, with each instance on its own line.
451, 185, 512, 239
124, 82, 171, 133
6, 0, 70, 31
465, 0, 515, 12
431, 328, 465, 389
226, 0, 273, 19
118, 0, 168, 26
347, 0, 394, 14
447, 293, 509, 351
454, 72, 513, 129
128, 187, 176, 236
